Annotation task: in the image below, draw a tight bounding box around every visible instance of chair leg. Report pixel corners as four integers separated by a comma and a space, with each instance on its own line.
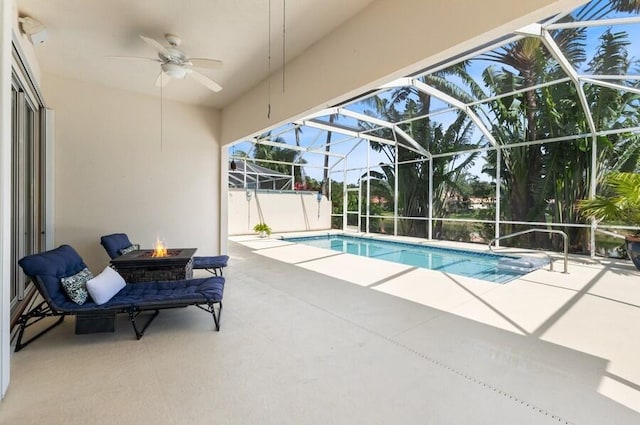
202, 267, 223, 276
198, 301, 222, 331
15, 315, 65, 352
128, 309, 160, 340
212, 301, 222, 331
14, 301, 66, 352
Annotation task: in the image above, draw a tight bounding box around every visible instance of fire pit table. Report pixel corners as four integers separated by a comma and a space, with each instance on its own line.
110, 248, 196, 282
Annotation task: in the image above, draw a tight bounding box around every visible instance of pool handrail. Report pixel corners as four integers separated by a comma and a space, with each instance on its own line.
488, 229, 568, 274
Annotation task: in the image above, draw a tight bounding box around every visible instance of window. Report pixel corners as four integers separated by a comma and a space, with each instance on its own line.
10, 46, 46, 320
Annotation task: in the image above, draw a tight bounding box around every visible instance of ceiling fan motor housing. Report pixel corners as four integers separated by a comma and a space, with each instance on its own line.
161, 62, 187, 79
159, 48, 187, 64
164, 33, 182, 47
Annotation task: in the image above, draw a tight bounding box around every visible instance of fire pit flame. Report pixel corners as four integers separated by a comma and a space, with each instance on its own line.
152, 237, 168, 258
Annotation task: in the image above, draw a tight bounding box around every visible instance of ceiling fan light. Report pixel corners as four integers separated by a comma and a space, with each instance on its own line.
161, 62, 186, 79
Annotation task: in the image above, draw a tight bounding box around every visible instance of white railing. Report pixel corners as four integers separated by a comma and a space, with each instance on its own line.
488, 229, 568, 273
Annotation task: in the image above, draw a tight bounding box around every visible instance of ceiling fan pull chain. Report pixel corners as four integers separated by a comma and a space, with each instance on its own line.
160, 73, 163, 152
267, 0, 272, 119
282, 0, 286, 93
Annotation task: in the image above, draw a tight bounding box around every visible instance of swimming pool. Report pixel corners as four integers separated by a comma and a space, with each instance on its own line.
284, 235, 547, 284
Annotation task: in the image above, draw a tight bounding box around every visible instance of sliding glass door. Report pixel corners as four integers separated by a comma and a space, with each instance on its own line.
10, 58, 45, 317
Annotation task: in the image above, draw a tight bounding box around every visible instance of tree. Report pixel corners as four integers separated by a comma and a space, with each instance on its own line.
253, 132, 305, 179
363, 71, 481, 238
476, 0, 640, 251
577, 172, 640, 228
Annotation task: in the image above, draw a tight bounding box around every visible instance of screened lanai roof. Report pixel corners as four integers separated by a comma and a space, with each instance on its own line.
228, 160, 292, 190
230, 0, 640, 180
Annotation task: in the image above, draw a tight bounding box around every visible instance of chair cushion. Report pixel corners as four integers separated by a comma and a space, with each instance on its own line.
193, 255, 229, 269
60, 267, 94, 305
86, 266, 126, 305
103, 278, 225, 308
100, 233, 134, 259
19, 245, 89, 309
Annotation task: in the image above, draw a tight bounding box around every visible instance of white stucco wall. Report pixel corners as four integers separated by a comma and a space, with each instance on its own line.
228, 189, 331, 235
41, 73, 222, 272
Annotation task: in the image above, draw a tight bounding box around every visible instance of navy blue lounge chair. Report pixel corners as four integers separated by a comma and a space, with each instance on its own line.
100, 233, 138, 259
16, 245, 224, 351
192, 255, 229, 276
100, 233, 229, 276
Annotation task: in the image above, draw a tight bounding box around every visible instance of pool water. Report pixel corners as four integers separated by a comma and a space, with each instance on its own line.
284, 235, 541, 284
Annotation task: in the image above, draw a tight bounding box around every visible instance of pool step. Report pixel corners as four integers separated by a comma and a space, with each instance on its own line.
496, 256, 549, 274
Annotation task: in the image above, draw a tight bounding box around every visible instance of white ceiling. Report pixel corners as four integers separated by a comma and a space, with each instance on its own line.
17, 0, 375, 108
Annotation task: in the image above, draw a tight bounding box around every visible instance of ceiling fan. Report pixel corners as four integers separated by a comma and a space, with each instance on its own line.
116, 33, 223, 93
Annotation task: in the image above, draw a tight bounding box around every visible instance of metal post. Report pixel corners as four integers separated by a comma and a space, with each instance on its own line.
358, 185, 362, 232
366, 140, 370, 233
590, 134, 597, 258
343, 156, 348, 231
329, 175, 332, 224
242, 158, 247, 189
428, 157, 433, 240
495, 147, 501, 247
394, 143, 399, 236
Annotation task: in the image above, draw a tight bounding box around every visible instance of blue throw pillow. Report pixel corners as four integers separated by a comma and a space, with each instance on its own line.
60, 267, 94, 305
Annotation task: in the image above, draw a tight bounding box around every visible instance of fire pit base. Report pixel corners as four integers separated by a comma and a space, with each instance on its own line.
116, 259, 193, 282
111, 248, 196, 282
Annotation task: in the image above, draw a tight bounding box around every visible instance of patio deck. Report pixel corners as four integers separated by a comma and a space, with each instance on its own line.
1, 237, 639, 424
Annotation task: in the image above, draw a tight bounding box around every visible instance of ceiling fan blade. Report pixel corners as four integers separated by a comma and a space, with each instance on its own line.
186, 69, 222, 92
187, 58, 223, 69
155, 72, 171, 87
140, 35, 169, 56
107, 55, 161, 62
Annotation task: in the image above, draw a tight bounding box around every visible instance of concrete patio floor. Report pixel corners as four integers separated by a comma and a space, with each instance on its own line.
1, 236, 640, 424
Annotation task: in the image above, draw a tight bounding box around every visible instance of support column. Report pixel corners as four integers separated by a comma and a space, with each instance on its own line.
342, 157, 347, 231
393, 144, 398, 236
220, 144, 229, 254
590, 134, 597, 258
428, 157, 433, 240
366, 140, 370, 233
495, 147, 501, 247
1, 0, 14, 400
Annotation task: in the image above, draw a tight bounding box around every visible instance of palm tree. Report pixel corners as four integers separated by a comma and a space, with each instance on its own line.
548, 29, 640, 250
476, 0, 640, 251
610, 0, 640, 12
363, 73, 480, 237
577, 172, 640, 226
577, 171, 640, 268
478, 31, 585, 228
253, 132, 303, 177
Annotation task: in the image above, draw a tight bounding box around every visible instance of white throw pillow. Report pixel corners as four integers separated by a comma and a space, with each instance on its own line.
86, 266, 126, 305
